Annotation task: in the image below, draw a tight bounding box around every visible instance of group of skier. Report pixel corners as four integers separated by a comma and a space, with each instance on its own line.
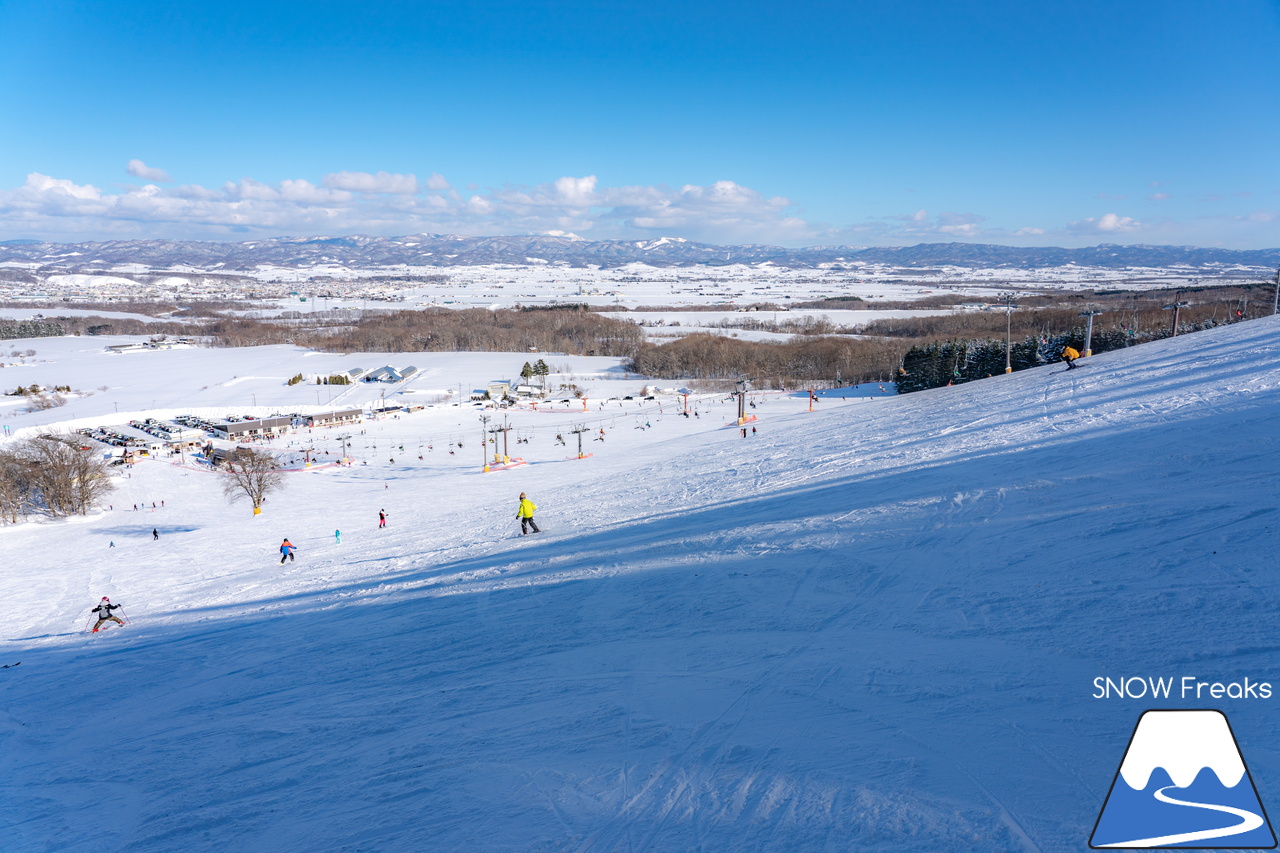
90, 491, 542, 634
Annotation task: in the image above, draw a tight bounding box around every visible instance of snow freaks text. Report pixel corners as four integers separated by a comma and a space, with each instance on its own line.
1093, 676, 1273, 700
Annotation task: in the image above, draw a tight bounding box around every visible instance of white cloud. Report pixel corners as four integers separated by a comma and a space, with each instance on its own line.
126, 159, 172, 183
2, 170, 1267, 248
322, 171, 419, 194
1148, 193, 1171, 201
21, 172, 101, 201
1066, 213, 1143, 234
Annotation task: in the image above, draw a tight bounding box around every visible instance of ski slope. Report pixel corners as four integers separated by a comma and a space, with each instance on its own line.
2, 318, 1280, 851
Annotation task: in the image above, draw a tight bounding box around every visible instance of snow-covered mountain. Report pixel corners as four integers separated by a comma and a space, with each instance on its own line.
1, 233, 1278, 271
3, 318, 1280, 850
1119, 711, 1245, 790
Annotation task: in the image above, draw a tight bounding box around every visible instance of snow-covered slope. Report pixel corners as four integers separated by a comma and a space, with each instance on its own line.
2, 318, 1279, 851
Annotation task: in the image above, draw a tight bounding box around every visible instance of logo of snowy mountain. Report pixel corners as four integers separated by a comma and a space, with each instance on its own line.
1090, 710, 1276, 848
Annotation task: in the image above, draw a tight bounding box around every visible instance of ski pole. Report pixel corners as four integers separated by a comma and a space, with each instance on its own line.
117, 606, 132, 625
83, 614, 94, 633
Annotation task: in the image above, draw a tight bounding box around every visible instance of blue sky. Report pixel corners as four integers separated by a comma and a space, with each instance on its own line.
1, 0, 1277, 247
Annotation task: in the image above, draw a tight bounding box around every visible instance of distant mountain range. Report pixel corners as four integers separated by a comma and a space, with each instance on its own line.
0, 234, 1277, 272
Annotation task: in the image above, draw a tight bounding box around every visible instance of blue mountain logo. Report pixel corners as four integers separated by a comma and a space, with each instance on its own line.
1091, 710, 1276, 848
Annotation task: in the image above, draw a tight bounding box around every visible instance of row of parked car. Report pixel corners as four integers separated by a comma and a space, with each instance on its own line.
174, 414, 221, 432
76, 426, 146, 448
128, 418, 187, 440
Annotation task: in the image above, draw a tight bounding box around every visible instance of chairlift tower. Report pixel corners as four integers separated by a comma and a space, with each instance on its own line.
1079, 308, 1103, 357
735, 377, 754, 425
570, 424, 591, 459
999, 292, 1017, 373
1163, 296, 1189, 337
489, 416, 514, 464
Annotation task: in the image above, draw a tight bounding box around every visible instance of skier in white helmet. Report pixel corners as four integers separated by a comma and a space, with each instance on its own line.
91, 597, 124, 632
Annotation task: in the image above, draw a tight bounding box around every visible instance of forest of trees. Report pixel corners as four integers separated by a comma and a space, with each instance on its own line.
0, 320, 64, 340
304, 307, 643, 356
629, 334, 907, 387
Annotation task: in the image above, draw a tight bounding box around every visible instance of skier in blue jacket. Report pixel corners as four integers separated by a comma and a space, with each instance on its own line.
280, 539, 297, 564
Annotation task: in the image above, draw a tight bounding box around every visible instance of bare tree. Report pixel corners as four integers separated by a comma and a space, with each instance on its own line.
0, 449, 34, 523
25, 391, 66, 411
19, 436, 114, 516
221, 448, 286, 512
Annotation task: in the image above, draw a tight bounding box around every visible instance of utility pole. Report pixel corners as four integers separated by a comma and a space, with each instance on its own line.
479, 415, 491, 472
338, 434, 351, 465
999, 291, 1017, 373
1079, 308, 1103, 357
1272, 264, 1279, 316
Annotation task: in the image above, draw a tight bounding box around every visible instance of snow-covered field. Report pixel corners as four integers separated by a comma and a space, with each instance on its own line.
2, 318, 1279, 851
2, 256, 1220, 313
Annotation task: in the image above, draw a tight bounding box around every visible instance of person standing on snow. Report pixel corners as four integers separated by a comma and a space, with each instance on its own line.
516, 492, 540, 535
335, 529, 342, 544
1062, 345, 1080, 370
378, 509, 387, 528
152, 528, 159, 540
280, 539, 297, 564
91, 597, 124, 632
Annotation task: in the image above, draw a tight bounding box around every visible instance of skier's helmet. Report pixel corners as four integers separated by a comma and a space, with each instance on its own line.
102, 596, 109, 601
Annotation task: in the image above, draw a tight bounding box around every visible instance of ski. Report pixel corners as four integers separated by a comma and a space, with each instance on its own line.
2, 662, 19, 668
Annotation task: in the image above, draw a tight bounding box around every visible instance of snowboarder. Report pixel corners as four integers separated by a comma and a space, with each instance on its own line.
378, 509, 386, 528
91, 597, 124, 632
516, 492, 540, 535
335, 529, 342, 544
152, 528, 159, 540
1062, 345, 1080, 370
280, 539, 297, 564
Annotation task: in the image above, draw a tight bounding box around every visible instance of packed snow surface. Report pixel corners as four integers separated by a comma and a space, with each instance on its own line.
2, 318, 1280, 851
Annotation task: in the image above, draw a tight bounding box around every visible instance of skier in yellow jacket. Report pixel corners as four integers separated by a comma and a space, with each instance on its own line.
516, 492, 540, 535
1062, 345, 1080, 370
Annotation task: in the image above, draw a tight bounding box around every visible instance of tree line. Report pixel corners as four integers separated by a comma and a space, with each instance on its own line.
628, 334, 908, 387
893, 298, 1265, 393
